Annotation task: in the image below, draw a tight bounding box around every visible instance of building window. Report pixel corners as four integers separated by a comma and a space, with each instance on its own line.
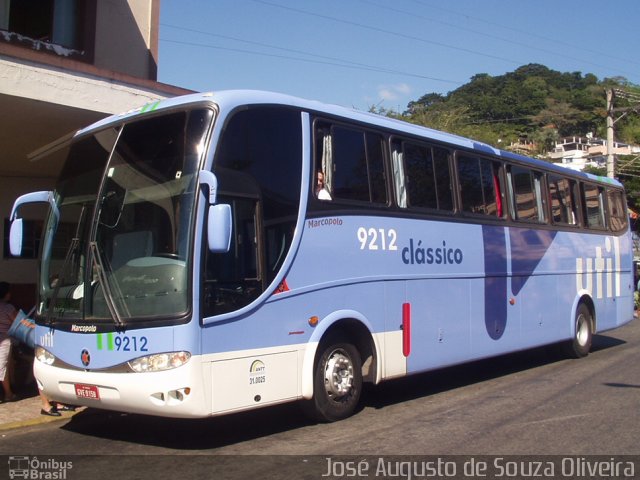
0, 0, 92, 56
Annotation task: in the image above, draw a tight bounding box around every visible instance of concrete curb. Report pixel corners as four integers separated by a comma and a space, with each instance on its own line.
0, 393, 86, 433
0, 408, 83, 432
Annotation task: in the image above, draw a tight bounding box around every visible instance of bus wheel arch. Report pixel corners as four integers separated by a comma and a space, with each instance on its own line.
302, 318, 377, 422
565, 297, 595, 358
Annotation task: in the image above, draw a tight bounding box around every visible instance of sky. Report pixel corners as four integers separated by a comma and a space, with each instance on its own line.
158, 0, 640, 112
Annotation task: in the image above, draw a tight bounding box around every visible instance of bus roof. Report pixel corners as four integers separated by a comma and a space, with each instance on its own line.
78, 89, 622, 188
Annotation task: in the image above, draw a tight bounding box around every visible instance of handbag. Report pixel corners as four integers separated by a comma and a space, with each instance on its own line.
8, 308, 35, 349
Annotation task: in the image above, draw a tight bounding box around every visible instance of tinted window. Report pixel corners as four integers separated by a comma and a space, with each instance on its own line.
457, 155, 503, 217
582, 183, 605, 229
366, 133, 387, 203
402, 142, 453, 211
207, 107, 302, 316
510, 166, 545, 222
548, 175, 578, 226
332, 127, 369, 201
314, 122, 387, 204
607, 189, 627, 232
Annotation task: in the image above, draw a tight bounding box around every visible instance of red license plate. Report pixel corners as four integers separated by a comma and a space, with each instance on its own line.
75, 383, 100, 400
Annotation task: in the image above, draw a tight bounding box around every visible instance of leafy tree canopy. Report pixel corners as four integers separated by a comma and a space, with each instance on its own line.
370, 64, 640, 225
373, 64, 638, 150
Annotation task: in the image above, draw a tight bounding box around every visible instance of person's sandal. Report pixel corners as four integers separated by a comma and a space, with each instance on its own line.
41, 408, 61, 417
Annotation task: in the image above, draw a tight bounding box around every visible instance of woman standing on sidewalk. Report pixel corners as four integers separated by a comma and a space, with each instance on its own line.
0, 282, 17, 402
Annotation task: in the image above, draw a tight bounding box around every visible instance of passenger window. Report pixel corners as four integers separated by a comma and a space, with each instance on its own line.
314, 122, 387, 204
457, 155, 504, 217
548, 175, 578, 226
582, 183, 605, 229
509, 166, 545, 223
607, 189, 627, 232
366, 133, 387, 204
400, 141, 453, 211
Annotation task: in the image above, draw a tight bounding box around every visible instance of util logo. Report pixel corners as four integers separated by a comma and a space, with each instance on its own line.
576, 236, 621, 299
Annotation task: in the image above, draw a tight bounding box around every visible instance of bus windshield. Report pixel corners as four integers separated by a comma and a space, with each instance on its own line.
39, 108, 214, 324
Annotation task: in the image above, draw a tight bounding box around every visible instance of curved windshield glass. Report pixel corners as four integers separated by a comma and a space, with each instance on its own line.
39, 108, 214, 324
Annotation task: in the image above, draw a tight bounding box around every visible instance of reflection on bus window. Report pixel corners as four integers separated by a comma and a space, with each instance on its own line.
582, 183, 605, 229
549, 175, 578, 226
457, 155, 504, 218
509, 166, 545, 223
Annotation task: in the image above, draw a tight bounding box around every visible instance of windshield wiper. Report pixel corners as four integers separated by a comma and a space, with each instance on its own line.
90, 241, 129, 328
45, 236, 80, 326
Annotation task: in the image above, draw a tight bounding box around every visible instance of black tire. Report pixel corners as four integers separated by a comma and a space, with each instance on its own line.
564, 303, 593, 358
302, 338, 362, 422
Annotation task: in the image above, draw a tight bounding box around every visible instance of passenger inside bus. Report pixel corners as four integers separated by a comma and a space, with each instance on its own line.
316, 170, 332, 200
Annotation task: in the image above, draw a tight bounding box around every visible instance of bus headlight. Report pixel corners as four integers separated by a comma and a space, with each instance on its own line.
128, 351, 191, 373
35, 346, 55, 366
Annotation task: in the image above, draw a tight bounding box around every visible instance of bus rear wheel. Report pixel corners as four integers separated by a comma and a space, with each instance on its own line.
564, 303, 593, 358
303, 338, 362, 422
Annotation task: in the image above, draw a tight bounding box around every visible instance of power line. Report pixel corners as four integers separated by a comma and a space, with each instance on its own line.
160, 36, 462, 85
358, 0, 639, 80
249, 0, 526, 67
407, 0, 640, 70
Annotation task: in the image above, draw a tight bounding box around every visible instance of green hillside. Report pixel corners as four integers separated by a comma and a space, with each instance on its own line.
374, 64, 640, 157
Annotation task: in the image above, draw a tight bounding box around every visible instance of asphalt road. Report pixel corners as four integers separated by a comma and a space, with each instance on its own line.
1, 318, 639, 479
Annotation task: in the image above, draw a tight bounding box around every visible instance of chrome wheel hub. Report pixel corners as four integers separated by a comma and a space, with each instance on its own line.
576, 314, 589, 346
323, 349, 354, 399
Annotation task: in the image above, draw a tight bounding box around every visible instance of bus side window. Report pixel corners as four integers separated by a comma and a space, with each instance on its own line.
581, 183, 605, 229
433, 146, 454, 212
457, 155, 504, 218
549, 175, 578, 226
607, 189, 627, 232
508, 166, 545, 223
400, 141, 453, 212
314, 122, 387, 204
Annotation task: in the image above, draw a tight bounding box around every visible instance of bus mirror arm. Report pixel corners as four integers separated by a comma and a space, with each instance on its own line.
199, 170, 218, 204
199, 171, 232, 253
9, 191, 58, 257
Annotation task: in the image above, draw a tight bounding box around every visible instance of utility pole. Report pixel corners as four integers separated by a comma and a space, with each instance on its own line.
606, 87, 640, 179
606, 88, 615, 178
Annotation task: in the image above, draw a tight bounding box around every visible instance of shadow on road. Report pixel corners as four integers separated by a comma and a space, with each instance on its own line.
61, 402, 314, 450
363, 333, 624, 410
60, 333, 625, 450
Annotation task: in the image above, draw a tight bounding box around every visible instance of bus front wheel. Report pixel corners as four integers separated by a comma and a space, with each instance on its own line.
303, 338, 362, 422
565, 303, 593, 358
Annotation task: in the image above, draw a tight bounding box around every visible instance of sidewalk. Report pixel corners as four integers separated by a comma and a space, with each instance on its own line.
1, 347, 83, 431
0, 393, 83, 432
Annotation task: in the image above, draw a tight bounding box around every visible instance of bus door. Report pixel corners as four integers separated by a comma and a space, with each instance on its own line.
203, 194, 263, 317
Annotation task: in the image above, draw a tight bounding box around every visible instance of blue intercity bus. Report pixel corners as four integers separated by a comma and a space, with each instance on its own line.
9, 90, 634, 421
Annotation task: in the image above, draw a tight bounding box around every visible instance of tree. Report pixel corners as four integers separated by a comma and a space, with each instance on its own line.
372, 65, 639, 163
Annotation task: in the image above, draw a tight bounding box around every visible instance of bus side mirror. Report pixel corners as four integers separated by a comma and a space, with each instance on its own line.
208, 204, 232, 253
9, 190, 57, 258
9, 218, 23, 257
199, 170, 232, 253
